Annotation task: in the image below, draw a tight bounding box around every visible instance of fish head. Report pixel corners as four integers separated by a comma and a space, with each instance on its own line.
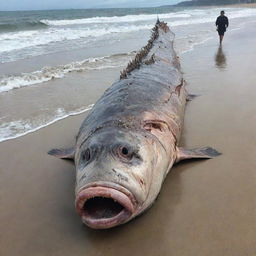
74, 126, 173, 229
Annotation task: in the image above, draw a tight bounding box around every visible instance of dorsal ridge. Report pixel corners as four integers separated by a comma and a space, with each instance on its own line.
120, 20, 169, 80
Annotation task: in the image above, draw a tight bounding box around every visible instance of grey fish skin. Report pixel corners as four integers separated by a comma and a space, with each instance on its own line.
49, 21, 221, 229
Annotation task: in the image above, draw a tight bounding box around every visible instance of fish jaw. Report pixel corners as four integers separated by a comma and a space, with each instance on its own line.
75, 183, 137, 229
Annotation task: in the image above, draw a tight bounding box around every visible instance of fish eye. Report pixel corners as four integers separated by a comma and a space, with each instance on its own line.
121, 147, 129, 156
82, 149, 91, 161
117, 145, 143, 162
117, 145, 142, 163
117, 146, 132, 160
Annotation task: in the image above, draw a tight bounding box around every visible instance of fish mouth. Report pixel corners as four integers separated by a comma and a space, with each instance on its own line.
75, 185, 136, 229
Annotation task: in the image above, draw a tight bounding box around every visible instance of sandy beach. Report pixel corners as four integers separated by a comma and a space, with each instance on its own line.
227, 3, 256, 8
1, 9, 256, 256
200, 3, 256, 8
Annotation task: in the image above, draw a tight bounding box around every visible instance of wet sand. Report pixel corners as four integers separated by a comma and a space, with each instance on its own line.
1, 26, 256, 256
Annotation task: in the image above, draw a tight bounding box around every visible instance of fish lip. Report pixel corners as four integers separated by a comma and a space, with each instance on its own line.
75, 183, 137, 229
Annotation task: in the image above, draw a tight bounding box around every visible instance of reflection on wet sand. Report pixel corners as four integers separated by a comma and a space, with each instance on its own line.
215, 46, 227, 70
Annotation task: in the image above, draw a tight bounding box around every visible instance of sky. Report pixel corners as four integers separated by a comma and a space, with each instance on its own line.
0, 0, 180, 11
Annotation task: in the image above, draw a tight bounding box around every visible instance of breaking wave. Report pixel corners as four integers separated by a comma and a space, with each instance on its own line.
41, 13, 191, 26
0, 24, 151, 54
0, 53, 134, 93
0, 105, 94, 143
41, 8, 256, 26
0, 21, 48, 33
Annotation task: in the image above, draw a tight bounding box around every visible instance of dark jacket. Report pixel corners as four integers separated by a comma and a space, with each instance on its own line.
216, 15, 229, 32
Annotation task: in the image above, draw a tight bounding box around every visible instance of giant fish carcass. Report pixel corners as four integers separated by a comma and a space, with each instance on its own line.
49, 20, 221, 229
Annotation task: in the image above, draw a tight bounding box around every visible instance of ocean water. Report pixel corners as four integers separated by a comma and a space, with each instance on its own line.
1, 6, 256, 142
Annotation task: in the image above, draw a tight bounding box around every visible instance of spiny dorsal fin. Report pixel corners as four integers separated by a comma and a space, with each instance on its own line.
120, 20, 169, 80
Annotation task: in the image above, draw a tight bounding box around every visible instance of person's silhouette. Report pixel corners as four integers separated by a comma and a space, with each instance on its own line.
216, 10, 229, 45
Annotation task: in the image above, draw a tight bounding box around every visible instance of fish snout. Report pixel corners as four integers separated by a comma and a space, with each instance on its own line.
75, 184, 137, 229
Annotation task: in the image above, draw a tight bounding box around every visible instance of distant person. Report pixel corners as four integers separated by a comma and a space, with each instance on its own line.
216, 10, 229, 45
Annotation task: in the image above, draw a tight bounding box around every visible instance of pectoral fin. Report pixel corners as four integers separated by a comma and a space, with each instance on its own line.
176, 147, 221, 163
48, 147, 75, 160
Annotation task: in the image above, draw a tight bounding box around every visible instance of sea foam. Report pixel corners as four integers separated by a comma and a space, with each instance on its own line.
0, 53, 133, 93
40, 8, 256, 26
41, 13, 191, 26
0, 105, 94, 143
